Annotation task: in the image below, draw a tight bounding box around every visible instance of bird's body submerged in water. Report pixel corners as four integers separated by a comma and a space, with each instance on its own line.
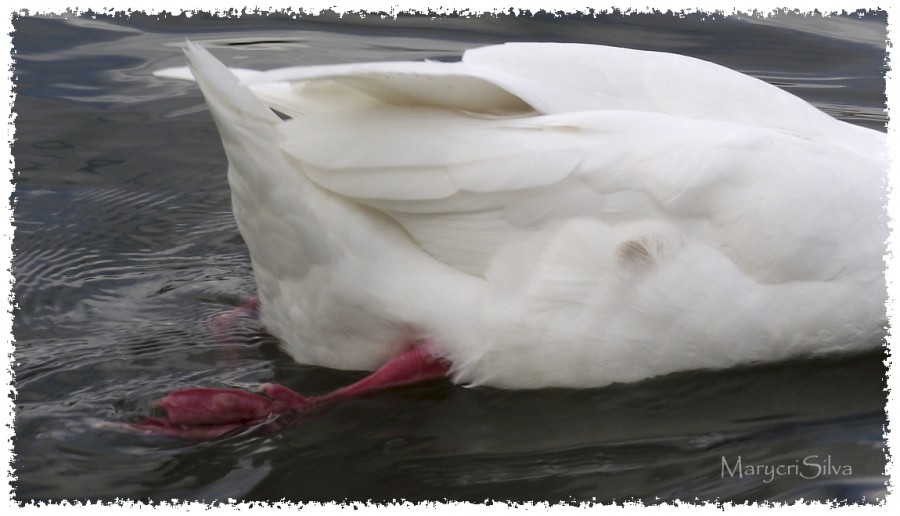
144, 42, 886, 438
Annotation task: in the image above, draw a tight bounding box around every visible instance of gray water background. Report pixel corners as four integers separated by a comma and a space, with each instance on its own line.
11, 11, 888, 504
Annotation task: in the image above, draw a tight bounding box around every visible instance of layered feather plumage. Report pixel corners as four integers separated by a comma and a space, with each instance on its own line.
156, 42, 887, 388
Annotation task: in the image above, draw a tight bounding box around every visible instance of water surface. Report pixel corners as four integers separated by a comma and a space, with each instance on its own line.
11, 11, 888, 504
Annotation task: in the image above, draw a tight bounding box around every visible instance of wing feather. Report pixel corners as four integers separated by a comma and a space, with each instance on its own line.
166, 42, 884, 280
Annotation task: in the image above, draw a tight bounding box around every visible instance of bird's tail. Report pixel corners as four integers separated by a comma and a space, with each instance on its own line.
171, 41, 295, 202
181, 41, 280, 127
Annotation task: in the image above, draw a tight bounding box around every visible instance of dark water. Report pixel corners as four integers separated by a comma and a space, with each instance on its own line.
11, 11, 888, 505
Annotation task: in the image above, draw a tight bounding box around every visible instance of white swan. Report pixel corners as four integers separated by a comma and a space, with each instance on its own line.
157, 42, 886, 393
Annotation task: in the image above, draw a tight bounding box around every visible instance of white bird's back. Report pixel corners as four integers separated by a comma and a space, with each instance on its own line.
158, 42, 887, 389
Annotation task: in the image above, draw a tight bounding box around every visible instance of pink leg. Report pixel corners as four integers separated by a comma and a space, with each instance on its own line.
127, 343, 450, 439
315, 342, 450, 404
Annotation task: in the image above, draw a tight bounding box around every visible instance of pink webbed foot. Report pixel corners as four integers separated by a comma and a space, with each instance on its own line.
128, 343, 451, 439
207, 296, 262, 342
129, 383, 308, 439
206, 296, 264, 366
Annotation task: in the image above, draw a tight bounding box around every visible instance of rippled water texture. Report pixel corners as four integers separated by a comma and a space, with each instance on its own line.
11, 11, 888, 504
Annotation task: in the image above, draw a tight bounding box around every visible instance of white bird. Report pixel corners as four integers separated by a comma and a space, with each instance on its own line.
145, 42, 886, 437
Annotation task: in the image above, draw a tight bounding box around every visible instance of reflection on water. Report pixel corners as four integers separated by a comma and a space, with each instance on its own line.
11, 11, 887, 504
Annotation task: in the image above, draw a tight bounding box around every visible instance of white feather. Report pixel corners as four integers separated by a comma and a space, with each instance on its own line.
164, 41, 886, 388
